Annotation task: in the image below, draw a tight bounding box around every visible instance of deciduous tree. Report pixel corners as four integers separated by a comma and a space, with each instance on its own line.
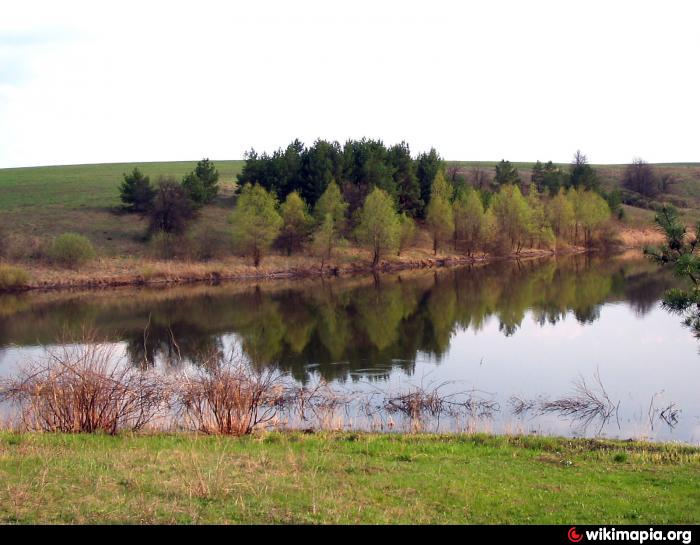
279, 191, 312, 255
355, 187, 401, 267
229, 184, 282, 266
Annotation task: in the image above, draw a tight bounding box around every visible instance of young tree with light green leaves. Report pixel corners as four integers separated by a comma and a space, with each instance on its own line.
314, 180, 347, 228
311, 213, 340, 270
546, 188, 575, 240
525, 186, 555, 249
279, 191, 312, 255
453, 188, 487, 256
355, 187, 401, 267
425, 172, 455, 255
578, 190, 610, 246
491, 184, 532, 253
229, 183, 282, 267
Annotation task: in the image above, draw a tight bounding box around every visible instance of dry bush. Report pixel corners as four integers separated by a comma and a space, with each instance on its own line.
176, 355, 286, 435
365, 382, 500, 431
189, 229, 231, 261
0, 339, 170, 434
282, 381, 354, 429
539, 371, 619, 433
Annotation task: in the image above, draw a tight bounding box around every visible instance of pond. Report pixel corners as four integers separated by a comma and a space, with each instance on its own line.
1, 251, 698, 443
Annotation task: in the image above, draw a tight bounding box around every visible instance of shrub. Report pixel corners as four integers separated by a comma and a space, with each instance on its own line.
190, 228, 231, 261
149, 231, 187, 260
176, 355, 285, 435
0, 265, 31, 290
0, 339, 171, 434
48, 233, 96, 268
148, 178, 197, 236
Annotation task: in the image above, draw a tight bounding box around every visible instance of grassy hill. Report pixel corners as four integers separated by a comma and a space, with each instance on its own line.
0, 160, 244, 257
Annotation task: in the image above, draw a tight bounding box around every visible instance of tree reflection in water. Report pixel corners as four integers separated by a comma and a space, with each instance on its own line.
0, 253, 679, 382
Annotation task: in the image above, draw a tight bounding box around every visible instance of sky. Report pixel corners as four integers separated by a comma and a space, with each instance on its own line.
1, 0, 699, 168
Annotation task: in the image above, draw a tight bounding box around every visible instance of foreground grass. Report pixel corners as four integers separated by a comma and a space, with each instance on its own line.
0, 432, 698, 524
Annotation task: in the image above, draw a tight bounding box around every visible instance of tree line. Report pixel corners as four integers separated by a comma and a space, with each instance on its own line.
118, 144, 612, 267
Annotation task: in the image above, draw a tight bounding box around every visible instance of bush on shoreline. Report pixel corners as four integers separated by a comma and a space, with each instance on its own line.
47, 233, 96, 268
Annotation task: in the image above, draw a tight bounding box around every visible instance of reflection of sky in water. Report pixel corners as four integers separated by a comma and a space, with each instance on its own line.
1, 256, 699, 443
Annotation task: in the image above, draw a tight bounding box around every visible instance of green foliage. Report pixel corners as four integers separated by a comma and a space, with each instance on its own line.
531, 161, 545, 192
453, 187, 487, 256
354, 187, 401, 266
279, 191, 312, 255
119, 168, 155, 213
182, 158, 220, 205
239, 139, 441, 218
526, 186, 555, 249
230, 184, 283, 267
546, 188, 575, 239
314, 180, 347, 229
0, 264, 30, 289
48, 233, 96, 268
148, 177, 197, 236
576, 190, 611, 246
426, 183, 454, 256
646, 205, 700, 337
542, 161, 566, 195
430, 170, 453, 202
416, 148, 444, 215
389, 142, 423, 217
311, 213, 338, 266
494, 160, 520, 187
491, 185, 531, 252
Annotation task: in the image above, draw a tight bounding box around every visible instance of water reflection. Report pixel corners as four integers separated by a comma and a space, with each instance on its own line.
0, 253, 679, 383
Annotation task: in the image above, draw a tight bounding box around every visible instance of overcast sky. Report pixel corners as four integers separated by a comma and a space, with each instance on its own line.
1, 0, 698, 168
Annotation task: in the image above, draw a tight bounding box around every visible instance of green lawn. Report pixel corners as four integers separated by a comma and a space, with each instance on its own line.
0, 431, 698, 524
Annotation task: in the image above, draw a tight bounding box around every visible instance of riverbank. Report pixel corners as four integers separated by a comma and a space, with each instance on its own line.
0, 242, 626, 293
0, 431, 697, 524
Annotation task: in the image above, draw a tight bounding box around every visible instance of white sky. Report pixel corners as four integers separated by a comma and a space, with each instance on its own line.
1, 0, 698, 168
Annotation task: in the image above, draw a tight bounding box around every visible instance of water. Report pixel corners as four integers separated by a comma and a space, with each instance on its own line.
1, 251, 698, 443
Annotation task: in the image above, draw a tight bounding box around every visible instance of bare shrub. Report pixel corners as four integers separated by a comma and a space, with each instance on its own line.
539, 370, 619, 433
282, 381, 354, 430
375, 382, 500, 430
659, 403, 681, 429
508, 395, 537, 416
0, 339, 170, 434
176, 355, 286, 435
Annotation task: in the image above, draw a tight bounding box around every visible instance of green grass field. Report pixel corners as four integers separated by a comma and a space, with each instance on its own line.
0, 160, 244, 210
0, 431, 697, 524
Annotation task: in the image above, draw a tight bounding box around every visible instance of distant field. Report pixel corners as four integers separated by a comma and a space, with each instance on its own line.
0, 160, 245, 210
